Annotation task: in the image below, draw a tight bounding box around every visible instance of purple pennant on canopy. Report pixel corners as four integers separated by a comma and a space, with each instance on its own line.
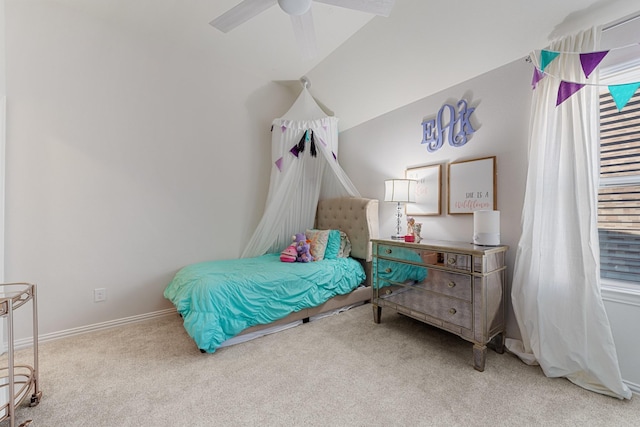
531, 67, 545, 90
332, 152, 337, 160
281, 124, 287, 132
556, 81, 586, 106
275, 157, 283, 172
290, 145, 300, 158
580, 50, 609, 79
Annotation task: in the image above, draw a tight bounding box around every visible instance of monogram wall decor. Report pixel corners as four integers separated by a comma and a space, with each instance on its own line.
421, 99, 476, 152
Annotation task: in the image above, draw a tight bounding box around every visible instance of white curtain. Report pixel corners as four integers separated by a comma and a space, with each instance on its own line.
241, 89, 360, 258
506, 27, 631, 399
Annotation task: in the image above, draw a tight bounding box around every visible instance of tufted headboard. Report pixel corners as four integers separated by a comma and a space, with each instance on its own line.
315, 197, 379, 262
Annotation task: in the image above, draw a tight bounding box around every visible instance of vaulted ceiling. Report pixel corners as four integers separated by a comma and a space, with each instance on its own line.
52, 0, 640, 130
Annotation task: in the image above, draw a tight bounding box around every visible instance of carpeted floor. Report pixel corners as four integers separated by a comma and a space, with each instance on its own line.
5, 304, 640, 426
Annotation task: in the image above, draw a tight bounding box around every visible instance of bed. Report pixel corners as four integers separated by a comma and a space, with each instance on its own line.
164, 197, 379, 353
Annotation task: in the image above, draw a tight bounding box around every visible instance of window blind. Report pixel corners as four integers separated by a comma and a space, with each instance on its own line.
599, 91, 640, 284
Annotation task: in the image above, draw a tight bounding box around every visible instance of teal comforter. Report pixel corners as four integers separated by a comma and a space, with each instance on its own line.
164, 254, 365, 353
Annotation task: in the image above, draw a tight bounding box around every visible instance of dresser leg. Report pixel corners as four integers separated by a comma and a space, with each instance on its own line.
473, 344, 487, 372
373, 305, 382, 324
490, 332, 505, 354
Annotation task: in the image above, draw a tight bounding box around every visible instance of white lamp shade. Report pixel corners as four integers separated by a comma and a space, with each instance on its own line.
384, 179, 417, 203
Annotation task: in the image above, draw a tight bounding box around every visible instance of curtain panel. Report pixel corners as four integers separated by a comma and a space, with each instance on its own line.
507, 27, 631, 399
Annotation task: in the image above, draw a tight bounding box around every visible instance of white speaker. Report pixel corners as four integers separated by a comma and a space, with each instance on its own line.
473, 210, 500, 246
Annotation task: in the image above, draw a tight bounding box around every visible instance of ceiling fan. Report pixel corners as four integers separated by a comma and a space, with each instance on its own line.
210, 0, 395, 59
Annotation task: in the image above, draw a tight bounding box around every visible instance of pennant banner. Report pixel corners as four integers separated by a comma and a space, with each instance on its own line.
529, 45, 640, 110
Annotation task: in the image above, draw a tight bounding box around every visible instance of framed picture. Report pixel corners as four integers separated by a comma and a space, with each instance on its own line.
448, 156, 496, 214
405, 164, 442, 215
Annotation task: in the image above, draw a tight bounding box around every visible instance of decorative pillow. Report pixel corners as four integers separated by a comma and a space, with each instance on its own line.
306, 229, 331, 261
338, 231, 352, 258
324, 230, 341, 260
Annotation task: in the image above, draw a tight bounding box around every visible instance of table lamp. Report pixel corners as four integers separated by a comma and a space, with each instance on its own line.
384, 179, 417, 239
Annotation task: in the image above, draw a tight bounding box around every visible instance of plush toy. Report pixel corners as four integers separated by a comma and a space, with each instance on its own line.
280, 244, 297, 263
293, 233, 314, 263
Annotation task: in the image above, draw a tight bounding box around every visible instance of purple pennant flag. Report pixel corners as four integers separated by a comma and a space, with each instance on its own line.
580, 50, 609, 79
531, 67, 545, 90
317, 135, 327, 147
332, 152, 337, 160
275, 157, 283, 172
281, 124, 287, 132
290, 145, 300, 158
556, 81, 586, 106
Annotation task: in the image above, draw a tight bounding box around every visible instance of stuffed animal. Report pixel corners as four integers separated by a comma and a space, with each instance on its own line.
293, 233, 314, 263
280, 244, 297, 263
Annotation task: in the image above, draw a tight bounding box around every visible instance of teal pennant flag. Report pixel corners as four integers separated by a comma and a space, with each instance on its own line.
540, 50, 560, 71
608, 82, 640, 111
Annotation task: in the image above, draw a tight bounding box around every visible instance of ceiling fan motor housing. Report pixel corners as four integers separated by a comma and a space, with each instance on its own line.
278, 0, 313, 16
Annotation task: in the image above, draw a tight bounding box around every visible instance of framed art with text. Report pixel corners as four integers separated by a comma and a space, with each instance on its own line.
405, 164, 442, 216
447, 156, 496, 214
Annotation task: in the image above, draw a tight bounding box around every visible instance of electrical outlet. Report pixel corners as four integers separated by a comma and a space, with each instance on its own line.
94, 288, 107, 302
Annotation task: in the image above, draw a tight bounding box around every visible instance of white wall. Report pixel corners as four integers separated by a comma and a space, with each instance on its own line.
4, 2, 293, 338
603, 291, 640, 391
337, 57, 640, 390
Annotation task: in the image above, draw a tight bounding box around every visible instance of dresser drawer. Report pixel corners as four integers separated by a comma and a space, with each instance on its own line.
444, 253, 471, 271
376, 244, 438, 265
376, 258, 427, 284
381, 289, 472, 330
418, 269, 471, 301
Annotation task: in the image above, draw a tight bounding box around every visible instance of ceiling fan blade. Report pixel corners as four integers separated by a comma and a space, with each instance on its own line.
290, 10, 318, 60
314, 0, 395, 17
210, 0, 277, 33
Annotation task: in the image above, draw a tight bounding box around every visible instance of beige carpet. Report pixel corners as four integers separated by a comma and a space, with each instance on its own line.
6, 304, 640, 426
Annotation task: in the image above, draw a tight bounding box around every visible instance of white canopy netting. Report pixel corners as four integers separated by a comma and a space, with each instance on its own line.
241, 87, 360, 258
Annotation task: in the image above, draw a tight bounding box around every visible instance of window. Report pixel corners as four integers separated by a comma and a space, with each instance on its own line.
598, 73, 640, 287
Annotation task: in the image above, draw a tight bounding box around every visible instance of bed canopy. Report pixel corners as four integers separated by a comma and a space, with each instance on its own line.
241, 83, 360, 258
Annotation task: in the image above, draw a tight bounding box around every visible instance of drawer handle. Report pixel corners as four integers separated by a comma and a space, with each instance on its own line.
385, 268, 392, 273
449, 308, 457, 315
385, 249, 392, 254
448, 257, 456, 265
448, 281, 456, 288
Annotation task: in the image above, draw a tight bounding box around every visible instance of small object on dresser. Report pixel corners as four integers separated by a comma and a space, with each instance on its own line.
404, 234, 415, 242
414, 223, 422, 242
473, 210, 500, 246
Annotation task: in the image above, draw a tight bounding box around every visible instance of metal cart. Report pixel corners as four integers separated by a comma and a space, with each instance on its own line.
0, 283, 42, 427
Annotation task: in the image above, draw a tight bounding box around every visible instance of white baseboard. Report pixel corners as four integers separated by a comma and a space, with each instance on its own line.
625, 379, 640, 395
13, 307, 178, 350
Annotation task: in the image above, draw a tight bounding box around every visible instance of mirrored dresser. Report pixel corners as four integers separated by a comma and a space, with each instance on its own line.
371, 239, 508, 371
